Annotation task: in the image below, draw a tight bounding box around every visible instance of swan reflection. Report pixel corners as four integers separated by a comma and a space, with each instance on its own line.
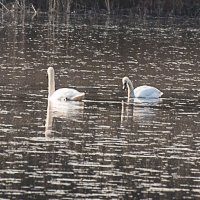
128, 97, 162, 104
45, 100, 84, 137
121, 98, 162, 126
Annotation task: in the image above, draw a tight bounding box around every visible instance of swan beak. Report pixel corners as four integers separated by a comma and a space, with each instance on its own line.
123, 83, 127, 90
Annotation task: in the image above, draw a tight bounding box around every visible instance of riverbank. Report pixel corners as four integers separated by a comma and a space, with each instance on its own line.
1, 0, 200, 18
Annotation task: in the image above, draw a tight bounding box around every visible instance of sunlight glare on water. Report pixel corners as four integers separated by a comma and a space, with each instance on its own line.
0, 14, 200, 199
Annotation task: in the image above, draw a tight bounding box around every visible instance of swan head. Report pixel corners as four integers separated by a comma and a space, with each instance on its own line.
122, 76, 135, 98
122, 77, 130, 90
47, 67, 55, 76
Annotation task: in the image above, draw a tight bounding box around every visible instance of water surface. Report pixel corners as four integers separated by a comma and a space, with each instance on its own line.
0, 14, 200, 199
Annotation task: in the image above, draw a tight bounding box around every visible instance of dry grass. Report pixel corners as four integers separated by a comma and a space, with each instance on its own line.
0, 0, 199, 16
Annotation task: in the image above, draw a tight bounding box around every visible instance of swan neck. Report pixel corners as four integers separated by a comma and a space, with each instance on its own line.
45, 100, 53, 130
45, 100, 54, 137
48, 69, 55, 97
127, 79, 135, 98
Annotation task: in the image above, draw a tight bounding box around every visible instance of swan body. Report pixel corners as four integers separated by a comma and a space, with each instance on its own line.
47, 67, 85, 101
122, 77, 163, 99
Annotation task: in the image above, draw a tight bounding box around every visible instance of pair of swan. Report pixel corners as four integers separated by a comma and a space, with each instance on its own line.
47, 67, 163, 102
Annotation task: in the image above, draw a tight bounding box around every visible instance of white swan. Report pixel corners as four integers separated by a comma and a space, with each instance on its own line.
47, 67, 85, 101
122, 77, 163, 99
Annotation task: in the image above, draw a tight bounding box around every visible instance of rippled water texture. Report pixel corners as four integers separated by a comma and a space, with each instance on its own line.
0, 14, 200, 199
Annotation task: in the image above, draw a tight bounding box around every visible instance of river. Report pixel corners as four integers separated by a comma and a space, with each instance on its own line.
0, 13, 200, 199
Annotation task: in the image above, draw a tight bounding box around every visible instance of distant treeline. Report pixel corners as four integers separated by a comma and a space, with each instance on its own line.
1, 0, 200, 16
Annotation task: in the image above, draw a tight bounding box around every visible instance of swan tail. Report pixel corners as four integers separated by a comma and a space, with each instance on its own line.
71, 92, 85, 101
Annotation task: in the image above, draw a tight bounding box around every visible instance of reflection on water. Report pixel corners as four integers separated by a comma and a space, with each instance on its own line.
0, 14, 200, 199
121, 98, 162, 127
45, 100, 84, 137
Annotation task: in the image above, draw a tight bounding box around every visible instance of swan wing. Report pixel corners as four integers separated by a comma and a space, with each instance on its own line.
50, 88, 85, 101
134, 85, 163, 98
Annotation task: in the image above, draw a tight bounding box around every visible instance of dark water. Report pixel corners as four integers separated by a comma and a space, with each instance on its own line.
0, 14, 200, 199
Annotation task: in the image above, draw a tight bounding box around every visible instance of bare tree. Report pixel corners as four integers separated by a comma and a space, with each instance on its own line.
61, 0, 72, 14
105, 0, 111, 14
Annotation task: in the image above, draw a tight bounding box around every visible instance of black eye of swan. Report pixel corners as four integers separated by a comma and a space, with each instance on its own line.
123, 83, 127, 90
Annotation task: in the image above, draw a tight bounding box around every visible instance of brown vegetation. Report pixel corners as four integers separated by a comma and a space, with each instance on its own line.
0, 0, 200, 16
